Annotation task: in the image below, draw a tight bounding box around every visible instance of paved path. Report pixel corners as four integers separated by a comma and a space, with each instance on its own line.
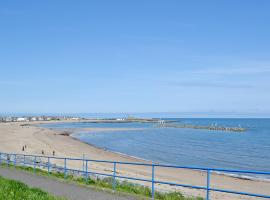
0, 167, 142, 200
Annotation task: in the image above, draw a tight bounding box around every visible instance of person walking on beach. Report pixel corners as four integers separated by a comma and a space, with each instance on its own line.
22, 146, 24, 151
41, 150, 44, 155
53, 150, 55, 156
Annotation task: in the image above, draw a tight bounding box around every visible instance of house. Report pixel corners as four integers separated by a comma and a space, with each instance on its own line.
5, 117, 12, 122
116, 118, 125, 121
16, 117, 28, 122
38, 117, 44, 121
31, 117, 37, 121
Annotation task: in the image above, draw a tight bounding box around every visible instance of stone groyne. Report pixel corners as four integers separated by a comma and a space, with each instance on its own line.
159, 124, 247, 132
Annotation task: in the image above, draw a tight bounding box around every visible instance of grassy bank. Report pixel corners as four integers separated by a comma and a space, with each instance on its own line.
0, 162, 203, 200
0, 175, 64, 200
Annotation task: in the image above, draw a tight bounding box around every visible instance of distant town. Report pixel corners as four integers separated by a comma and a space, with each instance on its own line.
0, 116, 83, 123
0, 115, 159, 123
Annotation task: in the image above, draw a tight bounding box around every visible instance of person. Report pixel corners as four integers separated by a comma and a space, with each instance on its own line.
22, 146, 24, 151
41, 150, 44, 155
53, 150, 55, 156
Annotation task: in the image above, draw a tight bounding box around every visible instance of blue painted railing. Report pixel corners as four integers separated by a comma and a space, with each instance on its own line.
0, 152, 269, 199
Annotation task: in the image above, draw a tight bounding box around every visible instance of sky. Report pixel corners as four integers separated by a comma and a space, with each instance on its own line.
0, 1, 270, 117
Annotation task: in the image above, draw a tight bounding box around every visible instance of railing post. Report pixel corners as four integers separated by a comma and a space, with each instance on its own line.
64, 158, 67, 179
48, 157, 50, 174
206, 170, 211, 200
0, 152, 2, 165
113, 162, 116, 190
85, 160, 88, 182
88, 160, 90, 177
7, 153, 10, 166
14, 154, 16, 167
34, 156, 36, 173
151, 164, 155, 199
82, 154, 85, 175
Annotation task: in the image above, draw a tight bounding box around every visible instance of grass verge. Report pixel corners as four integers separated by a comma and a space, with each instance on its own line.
0, 162, 203, 200
0, 175, 65, 200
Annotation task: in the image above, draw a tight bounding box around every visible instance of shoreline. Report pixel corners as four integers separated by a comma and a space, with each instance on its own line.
68, 128, 269, 182
0, 120, 269, 199
71, 134, 270, 183
70, 134, 151, 163
67, 128, 152, 164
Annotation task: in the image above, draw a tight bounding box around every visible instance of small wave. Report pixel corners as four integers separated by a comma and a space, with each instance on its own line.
214, 171, 270, 182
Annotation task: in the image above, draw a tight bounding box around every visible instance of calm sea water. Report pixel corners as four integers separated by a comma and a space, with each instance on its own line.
41, 118, 270, 178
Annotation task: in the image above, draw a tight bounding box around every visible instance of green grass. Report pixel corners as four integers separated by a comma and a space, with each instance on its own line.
0, 162, 203, 200
0, 175, 65, 200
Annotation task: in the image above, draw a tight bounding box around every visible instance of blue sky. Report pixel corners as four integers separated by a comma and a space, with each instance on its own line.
0, 1, 270, 117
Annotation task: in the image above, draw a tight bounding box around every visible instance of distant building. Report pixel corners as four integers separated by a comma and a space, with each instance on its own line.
31, 117, 37, 121
16, 117, 28, 122
71, 117, 80, 120
116, 118, 125, 121
38, 117, 44, 121
5, 117, 12, 122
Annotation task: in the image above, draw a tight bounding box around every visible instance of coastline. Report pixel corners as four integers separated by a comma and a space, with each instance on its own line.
70, 134, 151, 163
69, 128, 269, 182
0, 120, 269, 200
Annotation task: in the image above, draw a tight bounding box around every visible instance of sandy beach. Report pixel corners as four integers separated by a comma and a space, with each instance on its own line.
0, 121, 269, 200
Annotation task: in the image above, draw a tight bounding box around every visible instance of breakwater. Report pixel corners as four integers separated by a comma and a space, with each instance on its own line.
158, 123, 247, 132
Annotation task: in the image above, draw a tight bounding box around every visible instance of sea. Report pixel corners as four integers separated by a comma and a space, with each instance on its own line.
40, 118, 270, 180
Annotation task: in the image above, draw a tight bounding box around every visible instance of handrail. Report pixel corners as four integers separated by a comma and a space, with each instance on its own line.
0, 151, 269, 200
3, 152, 270, 175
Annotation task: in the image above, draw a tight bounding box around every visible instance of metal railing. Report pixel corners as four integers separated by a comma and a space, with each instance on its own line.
0, 152, 269, 199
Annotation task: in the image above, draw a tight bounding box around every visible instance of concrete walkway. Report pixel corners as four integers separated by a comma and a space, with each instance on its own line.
0, 167, 142, 200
